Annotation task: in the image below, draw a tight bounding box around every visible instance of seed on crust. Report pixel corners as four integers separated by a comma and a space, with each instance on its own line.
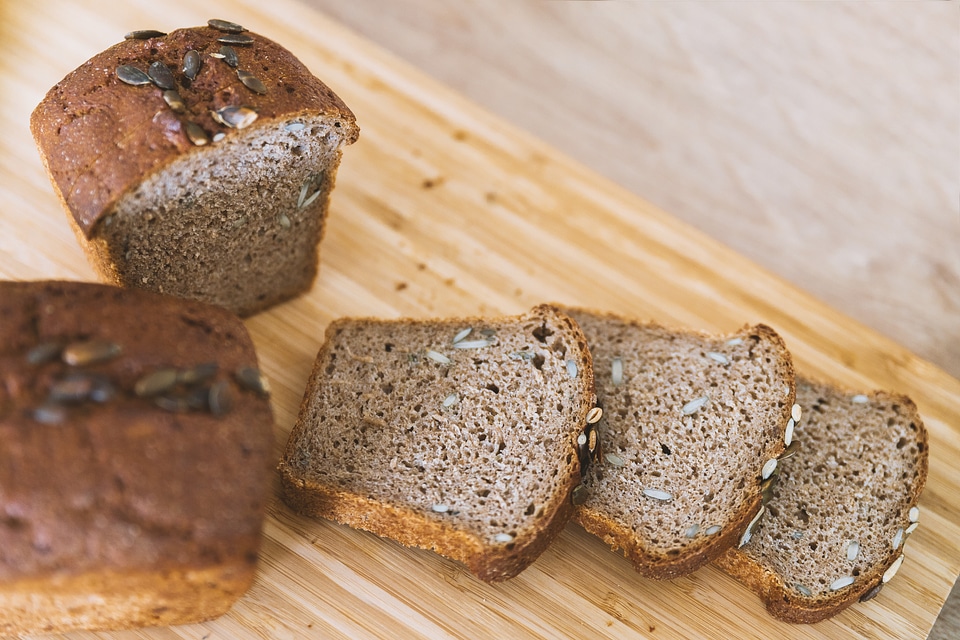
124, 29, 166, 40
62, 340, 121, 366
147, 61, 176, 89
32, 403, 66, 424
26, 342, 63, 365
425, 350, 451, 365
48, 373, 94, 403
852, 394, 869, 404
182, 50, 201, 80
739, 506, 765, 548
162, 90, 186, 113
216, 106, 258, 129
779, 439, 800, 460
208, 19, 247, 33
494, 533, 514, 543
208, 380, 234, 416
180, 363, 219, 385
116, 65, 151, 86
220, 45, 239, 68
218, 33, 255, 46
134, 368, 179, 397
234, 366, 270, 396
572, 484, 589, 505
859, 582, 884, 602
185, 122, 209, 146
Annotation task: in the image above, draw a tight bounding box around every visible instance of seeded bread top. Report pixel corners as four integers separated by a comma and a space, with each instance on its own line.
30, 23, 359, 237
563, 308, 794, 579
716, 378, 929, 623
279, 304, 597, 581
0, 281, 274, 580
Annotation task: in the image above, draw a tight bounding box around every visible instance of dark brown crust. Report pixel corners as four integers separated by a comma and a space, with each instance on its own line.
714, 377, 930, 624
0, 280, 275, 633
561, 308, 795, 579
30, 25, 358, 237
278, 304, 596, 582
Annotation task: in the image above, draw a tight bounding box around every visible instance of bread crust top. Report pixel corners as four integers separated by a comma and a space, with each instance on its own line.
30, 25, 358, 237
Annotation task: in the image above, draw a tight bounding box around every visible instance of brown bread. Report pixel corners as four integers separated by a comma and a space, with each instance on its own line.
716, 377, 929, 623
30, 21, 359, 316
278, 305, 597, 582
562, 308, 795, 579
0, 280, 274, 634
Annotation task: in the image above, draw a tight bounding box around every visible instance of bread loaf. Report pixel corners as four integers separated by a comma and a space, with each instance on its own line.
561, 308, 795, 579
0, 280, 274, 634
278, 305, 598, 582
715, 378, 929, 623
30, 20, 359, 316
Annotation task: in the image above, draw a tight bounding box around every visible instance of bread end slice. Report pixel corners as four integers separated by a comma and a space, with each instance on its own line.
279, 304, 597, 582
715, 378, 929, 623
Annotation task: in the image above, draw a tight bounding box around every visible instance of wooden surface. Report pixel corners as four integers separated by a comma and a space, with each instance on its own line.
0, 1, 958, 639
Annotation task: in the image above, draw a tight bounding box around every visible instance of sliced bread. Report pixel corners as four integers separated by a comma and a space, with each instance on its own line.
278, 305, 597, 582
715, 377, 929, 623
561, 308, 796, 579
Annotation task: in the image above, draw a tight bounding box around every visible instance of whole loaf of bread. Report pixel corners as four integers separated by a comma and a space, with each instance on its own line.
30, 20, 359, 316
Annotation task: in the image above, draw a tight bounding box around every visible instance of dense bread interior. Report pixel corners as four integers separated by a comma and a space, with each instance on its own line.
284, 307, 592, 547
732, 379, 927, 604
97, 116, 349, 316
566, 309, 792, 573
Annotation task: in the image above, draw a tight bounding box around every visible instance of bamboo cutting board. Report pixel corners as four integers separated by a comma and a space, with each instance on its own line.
1, 1, 959, 638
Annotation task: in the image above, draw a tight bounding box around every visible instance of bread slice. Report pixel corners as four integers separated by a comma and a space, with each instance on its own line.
30, 21, 358, 316
715, 378, 929, 623
561, 308, 795, 579
278, 305, 597, 582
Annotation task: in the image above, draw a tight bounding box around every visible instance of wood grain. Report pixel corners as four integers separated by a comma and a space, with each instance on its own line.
1, 1, 958, 638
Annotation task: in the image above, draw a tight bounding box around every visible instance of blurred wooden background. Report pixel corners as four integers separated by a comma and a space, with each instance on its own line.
301, 1, 959, 636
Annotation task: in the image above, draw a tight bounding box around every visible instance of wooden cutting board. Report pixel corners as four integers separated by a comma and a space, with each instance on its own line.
2, 1, 959, 638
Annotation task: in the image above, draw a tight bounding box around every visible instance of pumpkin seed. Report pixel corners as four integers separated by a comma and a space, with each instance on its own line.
761, 458, 778, 480
219, 34, 254, 46
278, 213, 291, 229
163, 90, 186, 113
859, 582, 884, 602
116, 65, 151, 86
237, 69, 267, 94
124, 29, 166, 40
234, 367, 269, 396
425, 350, 451, 365
88, 377, 116, 403
779, 440, 800, 460
572, 484, 589, 505
208, 380, 233, 416
682, 395, 709, 415
147, 61, 176, 89
452, 327, 473, 344
134, 368, 179, 397
685, 524, 700, 538
220, 45, 239, 68
852, 394, 869, 404
183, 50, 201, 80
185, 122, 209, 146
739, 507, 765, 548
32, 403, 66, 424
208, 19, 247, 33
604, 452, 624, 467
566, 359, 578, 378
155, 395, 189, 412
830, 576, 855, 591
642, 488, 673, 502
180, 363, 219, 385
846, 540, 860, 561
48, 373, 94, 403
26, 342, 63, 365
215, 106, 258, 129
62, 340, 121, 366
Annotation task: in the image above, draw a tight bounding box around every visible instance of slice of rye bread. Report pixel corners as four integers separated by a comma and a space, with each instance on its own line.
560, 308, 796, 579
715, 378, 929, 624
278, 305, 598, 582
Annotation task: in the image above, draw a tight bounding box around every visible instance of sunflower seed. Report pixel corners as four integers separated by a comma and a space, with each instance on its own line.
208, 19, 247, 33
795, 583, 813, 597
577, 433, 588, 447
185, 122, 209, 146
236, 69, 267, 93
792, 530, 804, 540
124, 29, 166, 40
285, 122, 306, 132
508, 351, 534, 361
212, 132, 226, 143
208, 380, 233, 417
26, 342, 63, 364
892, 527, 904, 550
642, 488, 673, 502
566, 360, 578, 378
685, 524, 700, 538
682, 395, 709, 415
300, 188, 322, 210
784, 417, 795, 447
426, 350, 451, 364
704, 525, 721, 536
234, 367, 269, 396
706, 351, 729, 365
134, 368, 179, 397
779, 440, 800, 460
882, 554, 905, 583
761, 458, 778, 480
218, 33, 255, 46
852, 394, 869, 404
905, 522, 919, 536
739, 507, 765, 548
210, 52, 226, 59
116, 65, 151, 86
909, 506, 920, 523
32, 403, 66, 424
494, 533, 514, 543
431, 504, 449, 513
604, 453, 624, 467
846, 540, 860, 561
155, 395, 189, 412
62, 340, 121, 366
214, 106, 258, 129
859, 582, 884, 602
442, 393, 458, 408
183, 50, 201, 80
184, 386, 210, 411
830, 576, 855, 591
180, 363, 219, 385
586, 407, 603, 424
725, 337, 743, 346
147, 61, 176, 89
452, 327, 473, 344
453, 339, 492, 350
218, 45, 239, 68
162, 90, 186, 112
611, 357, 623, 386
49, 374, 94, 403
572, 484, 589, 505
791, 404, 802, 423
